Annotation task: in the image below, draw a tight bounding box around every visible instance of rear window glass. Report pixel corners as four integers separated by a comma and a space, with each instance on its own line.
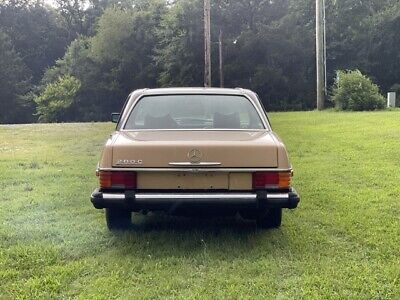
124, 94, 264, 130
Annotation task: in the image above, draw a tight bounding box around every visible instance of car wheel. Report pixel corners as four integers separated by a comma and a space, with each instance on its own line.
105, 208, 131, 230
256, 208, 282, 229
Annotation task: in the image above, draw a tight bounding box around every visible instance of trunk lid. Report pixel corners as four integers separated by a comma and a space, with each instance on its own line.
112, 131, 278, 168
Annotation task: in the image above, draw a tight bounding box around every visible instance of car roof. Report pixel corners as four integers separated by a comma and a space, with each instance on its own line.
136, 87, 255, 96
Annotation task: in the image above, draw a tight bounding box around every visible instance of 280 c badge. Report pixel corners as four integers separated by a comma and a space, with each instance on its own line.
116, 159, 143, 166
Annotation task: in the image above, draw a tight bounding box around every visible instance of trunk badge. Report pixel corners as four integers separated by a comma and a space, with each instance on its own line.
116, 159, 143, 165
188, 149, 202, 163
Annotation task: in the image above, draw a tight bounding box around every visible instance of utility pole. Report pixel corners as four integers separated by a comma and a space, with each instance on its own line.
316, 0, 325, 110
204, 0, 212, 87
218, 29, 224, 88
323, 0, 327, 95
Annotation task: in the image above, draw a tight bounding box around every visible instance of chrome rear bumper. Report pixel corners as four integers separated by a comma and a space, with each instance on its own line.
90, 189, 300, 210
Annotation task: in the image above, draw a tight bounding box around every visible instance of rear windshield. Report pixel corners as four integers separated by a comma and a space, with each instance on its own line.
124, 95, 265, 130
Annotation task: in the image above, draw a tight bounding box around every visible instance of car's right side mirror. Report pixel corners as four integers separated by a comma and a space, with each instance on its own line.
111, 113, 120, 123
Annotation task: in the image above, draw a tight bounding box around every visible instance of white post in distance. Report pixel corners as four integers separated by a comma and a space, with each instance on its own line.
387, 92, 396, 108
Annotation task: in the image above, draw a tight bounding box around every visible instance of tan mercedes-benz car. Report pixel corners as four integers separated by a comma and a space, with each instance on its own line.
91, 88, 300, 230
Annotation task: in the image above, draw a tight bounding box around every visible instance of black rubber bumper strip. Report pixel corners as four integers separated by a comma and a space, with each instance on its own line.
90, 188, 300, 209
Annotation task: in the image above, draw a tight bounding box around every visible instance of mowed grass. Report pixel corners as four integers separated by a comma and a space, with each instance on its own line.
0, 111, 399, 299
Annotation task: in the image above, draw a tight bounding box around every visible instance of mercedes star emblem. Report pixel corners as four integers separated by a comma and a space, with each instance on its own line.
188, 149, 202, 163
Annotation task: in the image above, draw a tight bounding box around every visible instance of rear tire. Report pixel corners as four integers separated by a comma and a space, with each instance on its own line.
105, 208, 131, 230
256, 208, 282, 229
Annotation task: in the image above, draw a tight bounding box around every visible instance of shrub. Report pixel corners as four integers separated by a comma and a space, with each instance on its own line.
35, 75, 81, 122
332, 70, 385, 111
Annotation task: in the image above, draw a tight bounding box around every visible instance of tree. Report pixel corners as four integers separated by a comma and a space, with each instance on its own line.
0, 30, 32, 123
91, 2, 167, 92
89, 1, 167, 112
324, 0, 399, 91
41, 37, 112, 121
2, 0, 400, 123
0, 0, 69, 83
156, 0, 315, 110
35, 75, 81, 122
362, 2, 400, 92
55, 0, 86, 40
156, 0, 204, 87
40, 1, 168, 121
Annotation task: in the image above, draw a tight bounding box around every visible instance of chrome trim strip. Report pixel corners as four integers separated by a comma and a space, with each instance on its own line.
169, 162, 222, 167
135, 193, 257, 200
134, 193, 257, 203
98, 167, 292, 173
100, 192, 289, 201
102, 193, 125, 200
266, 193, 289, 199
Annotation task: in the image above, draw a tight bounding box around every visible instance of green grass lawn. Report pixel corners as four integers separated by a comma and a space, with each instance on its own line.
0, 111, 399, 299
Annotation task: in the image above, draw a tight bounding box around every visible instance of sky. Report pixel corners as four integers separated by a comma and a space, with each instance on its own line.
44, 0, 57, 6
43, 0, 90, 8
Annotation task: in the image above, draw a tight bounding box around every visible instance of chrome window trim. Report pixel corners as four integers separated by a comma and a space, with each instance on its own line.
120, 93, 271, 131
120, 128, 268, 132
97, 167, 293, 173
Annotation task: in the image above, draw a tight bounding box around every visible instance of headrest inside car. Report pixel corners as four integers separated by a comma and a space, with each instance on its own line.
144, 114, 178, 129
213, 112, 240, 129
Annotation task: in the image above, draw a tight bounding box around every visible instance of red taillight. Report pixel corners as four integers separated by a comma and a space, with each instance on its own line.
98, 171, 137, 189
252, 172, 291, 189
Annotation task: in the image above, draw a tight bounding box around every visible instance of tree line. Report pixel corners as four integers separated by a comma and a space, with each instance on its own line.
1, 0, 399, 123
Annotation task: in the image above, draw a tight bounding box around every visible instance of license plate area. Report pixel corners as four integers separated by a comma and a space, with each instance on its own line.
137, 172, 229, 189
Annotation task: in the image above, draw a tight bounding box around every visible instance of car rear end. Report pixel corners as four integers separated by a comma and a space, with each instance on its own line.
90, 88, 300, 229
